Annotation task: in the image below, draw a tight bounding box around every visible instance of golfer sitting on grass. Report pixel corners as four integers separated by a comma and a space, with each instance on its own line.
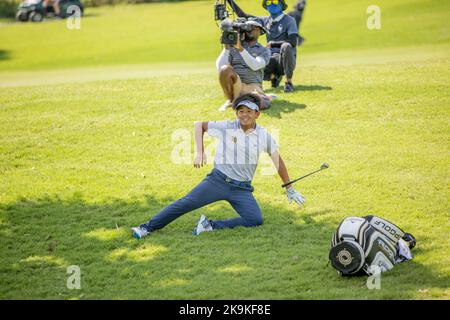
131, 93, 305, 239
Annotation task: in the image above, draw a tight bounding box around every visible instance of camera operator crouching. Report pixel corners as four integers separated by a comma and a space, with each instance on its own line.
225, 0, 303, 93
216, 19, 275, 111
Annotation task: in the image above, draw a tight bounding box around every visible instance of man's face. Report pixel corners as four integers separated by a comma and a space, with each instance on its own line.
265, 0, 283, 15
245, 27, 261, 42
251, 27, 262, 39
236, 106, 260, 127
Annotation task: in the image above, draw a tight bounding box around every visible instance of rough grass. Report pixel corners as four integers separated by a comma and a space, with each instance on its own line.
0, 0, 449, 299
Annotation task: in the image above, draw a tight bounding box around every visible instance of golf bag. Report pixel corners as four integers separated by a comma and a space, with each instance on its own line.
329, 215, 416, 276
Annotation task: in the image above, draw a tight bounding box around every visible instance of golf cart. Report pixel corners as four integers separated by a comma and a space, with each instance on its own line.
16, 0, 84, 22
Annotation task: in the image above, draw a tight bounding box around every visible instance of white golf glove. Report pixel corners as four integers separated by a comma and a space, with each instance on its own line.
286, 187, 305, 206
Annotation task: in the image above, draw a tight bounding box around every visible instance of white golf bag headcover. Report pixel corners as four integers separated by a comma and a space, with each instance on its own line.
329, 215, 415, 276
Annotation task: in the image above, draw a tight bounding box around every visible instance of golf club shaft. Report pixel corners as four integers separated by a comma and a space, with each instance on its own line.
281, 168, 324, 188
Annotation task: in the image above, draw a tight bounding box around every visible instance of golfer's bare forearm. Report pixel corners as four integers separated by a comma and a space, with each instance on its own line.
194, 121, 208, 154
278, 158, 293, 189
272, 152, 292, 188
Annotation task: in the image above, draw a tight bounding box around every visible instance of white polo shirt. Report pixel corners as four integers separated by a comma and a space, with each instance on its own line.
207, 119, 278, 182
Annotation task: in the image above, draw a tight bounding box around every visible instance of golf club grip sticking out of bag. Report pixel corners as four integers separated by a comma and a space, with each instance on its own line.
282, 163, 329, 188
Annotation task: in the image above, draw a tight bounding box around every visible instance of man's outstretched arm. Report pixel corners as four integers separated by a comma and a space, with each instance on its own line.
226, 0, 256, 18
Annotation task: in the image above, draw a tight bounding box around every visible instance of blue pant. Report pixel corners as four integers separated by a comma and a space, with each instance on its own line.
140, 169, 263, 232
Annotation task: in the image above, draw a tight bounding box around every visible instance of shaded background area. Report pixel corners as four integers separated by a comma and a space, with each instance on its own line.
0, 50, 10, 61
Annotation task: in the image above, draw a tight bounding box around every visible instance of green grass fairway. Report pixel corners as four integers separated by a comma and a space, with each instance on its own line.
0, 0, 449, 299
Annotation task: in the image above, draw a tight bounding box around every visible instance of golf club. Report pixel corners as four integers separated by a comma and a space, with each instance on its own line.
281, 163, 329, 188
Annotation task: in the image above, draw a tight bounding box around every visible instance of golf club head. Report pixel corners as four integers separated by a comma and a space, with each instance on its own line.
320, 163, 329, 170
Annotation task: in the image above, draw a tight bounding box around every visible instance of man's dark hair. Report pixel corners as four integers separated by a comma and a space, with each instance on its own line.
232, 93, 262, 111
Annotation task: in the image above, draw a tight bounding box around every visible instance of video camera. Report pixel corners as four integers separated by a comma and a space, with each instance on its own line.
219, 18, 252, 45
214, 0, 253, 45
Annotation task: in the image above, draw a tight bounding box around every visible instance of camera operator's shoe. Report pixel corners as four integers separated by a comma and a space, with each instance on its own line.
271, 75, 282, 88
131, 226, 150, 239
218, 100, 232, 112
192, 215, 214, 236
284, 82, 294, 93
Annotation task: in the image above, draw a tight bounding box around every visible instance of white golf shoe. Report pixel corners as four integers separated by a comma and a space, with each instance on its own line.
131, 226, 150, 239
218, 100, 232, 112
192, 215, 214, 236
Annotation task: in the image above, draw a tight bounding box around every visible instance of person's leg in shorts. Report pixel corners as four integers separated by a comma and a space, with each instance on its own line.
54, 0, 61, 15
218, 65, 243, 111
42, 0, 52, 9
